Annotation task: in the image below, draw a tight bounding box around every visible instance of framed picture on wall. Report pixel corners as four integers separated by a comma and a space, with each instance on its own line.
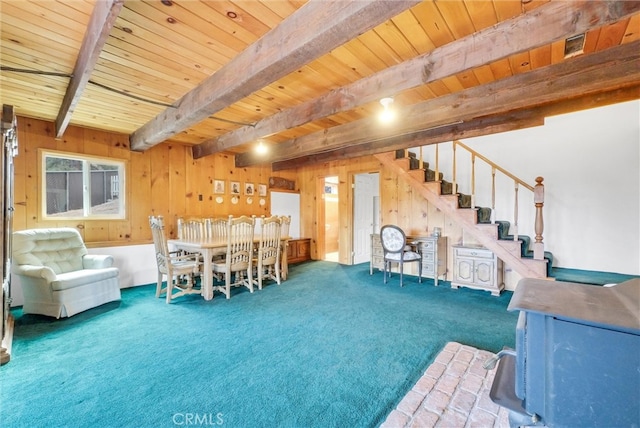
214, 179, 225, 194
244, 182, 255, 195
258, 183, 267, 197
230, 181, 241, 195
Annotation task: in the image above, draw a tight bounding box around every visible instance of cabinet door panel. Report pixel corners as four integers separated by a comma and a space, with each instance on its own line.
297, 240, 310, 258
475, 261, 494, 285
287, 242, 296, 259
456, 259, 474, 282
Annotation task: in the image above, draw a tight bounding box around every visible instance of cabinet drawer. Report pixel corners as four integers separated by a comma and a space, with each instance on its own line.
421, 264, 435, 275
417, 240, 436, 252
372, 246, 384, 257
421, 252, 434, 262
454, 247, 494, 259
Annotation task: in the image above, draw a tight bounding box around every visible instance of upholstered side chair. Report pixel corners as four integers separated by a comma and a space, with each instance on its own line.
380, 224, 422, 287
12, 227, 121, 318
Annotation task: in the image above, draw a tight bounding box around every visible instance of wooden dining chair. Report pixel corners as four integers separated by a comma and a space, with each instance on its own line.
254, 215, 282, 290
211, 215, 255, 299
203, 217, 228, 268
176, 218, 206, 266
149, 215, 202, 303
380, 224, 422, 287
280, 215, 291, 280
184, 219, 205, 241
207, 217, 228, 240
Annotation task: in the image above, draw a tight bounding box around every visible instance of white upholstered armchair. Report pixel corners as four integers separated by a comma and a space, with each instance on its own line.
12, 228, 121, 318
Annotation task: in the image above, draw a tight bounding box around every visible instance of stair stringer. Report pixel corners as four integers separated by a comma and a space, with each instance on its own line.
376, 152, 550, 280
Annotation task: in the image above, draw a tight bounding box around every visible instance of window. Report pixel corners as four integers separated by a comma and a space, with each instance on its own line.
41, 150, 126, 220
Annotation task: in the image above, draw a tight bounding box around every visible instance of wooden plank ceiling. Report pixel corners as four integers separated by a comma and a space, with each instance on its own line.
1, 0, 639, 169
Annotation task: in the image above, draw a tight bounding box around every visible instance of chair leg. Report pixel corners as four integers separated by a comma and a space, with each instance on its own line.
418, 260, 422, 283
383, 260, 388, 284
156, 272, 163, 298
166, 276, 174, 303
246, 267, 254, 293
399, 262, 404, 287
225, 273, 231, 299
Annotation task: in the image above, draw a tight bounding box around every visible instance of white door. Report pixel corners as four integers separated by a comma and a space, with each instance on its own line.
353, 173, 379, 264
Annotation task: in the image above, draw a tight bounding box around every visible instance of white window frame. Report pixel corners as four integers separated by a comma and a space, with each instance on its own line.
40, 149, 126, 220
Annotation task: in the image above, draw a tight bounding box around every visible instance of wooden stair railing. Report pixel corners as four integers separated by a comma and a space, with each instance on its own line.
376, 144, 551, 280
415, 140, 546, 260
449, 140, 545, 261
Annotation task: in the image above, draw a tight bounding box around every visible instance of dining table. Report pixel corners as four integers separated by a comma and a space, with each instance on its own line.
168, 236, 290, 300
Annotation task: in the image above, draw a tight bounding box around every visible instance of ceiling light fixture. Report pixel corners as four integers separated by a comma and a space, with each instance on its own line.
255, 140, 268, 155
379, 97, 395, 123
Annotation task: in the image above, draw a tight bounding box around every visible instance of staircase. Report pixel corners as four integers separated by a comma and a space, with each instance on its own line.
374, 149, 553, 280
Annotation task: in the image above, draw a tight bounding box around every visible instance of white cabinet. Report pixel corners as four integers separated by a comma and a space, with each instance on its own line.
414, 236, 447, 286
452, 245, 504, 296
370, 234, 384, 274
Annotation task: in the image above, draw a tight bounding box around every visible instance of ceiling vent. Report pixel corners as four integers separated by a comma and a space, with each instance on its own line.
564, 33, 586, 59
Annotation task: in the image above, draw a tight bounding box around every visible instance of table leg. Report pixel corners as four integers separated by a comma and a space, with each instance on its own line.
201, 249, 214, 300
281, 241, 288, 281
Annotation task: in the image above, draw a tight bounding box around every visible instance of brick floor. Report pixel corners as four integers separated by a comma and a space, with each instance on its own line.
380, 342, 510, 428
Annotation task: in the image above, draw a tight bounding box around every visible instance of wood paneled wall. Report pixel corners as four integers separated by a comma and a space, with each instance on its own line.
15, 116, 459, 265
13, 117, 296, 246
296, 156, 463, 267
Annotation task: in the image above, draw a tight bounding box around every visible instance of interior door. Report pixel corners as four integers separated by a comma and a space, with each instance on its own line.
353, 173, 379, 264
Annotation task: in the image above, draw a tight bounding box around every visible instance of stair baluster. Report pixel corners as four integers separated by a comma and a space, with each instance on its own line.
451, 143, 455, 196
533, 177, 545, 260
491, 167, 496, 224
435, 143, 440, 186
471, 153, 476, 209
513, 182, 519, 242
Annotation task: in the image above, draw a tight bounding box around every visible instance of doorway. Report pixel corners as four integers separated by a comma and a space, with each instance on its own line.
353, 173, 380, 264
324, 176, 339, 262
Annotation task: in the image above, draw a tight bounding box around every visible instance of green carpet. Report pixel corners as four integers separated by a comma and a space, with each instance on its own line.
1, 261, 517, 428
552, 267, 638, 285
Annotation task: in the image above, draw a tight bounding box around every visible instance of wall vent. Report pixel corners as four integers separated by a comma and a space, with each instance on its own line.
564, 33, 586, 59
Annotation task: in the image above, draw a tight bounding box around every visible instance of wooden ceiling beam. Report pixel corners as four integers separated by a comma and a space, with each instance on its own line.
236, 40, 640, 167
271, 113, 544, 171
194, 0, 640, 159
129, 0, 421, 152
270, 85, 640, 171
55, 0, 124, 138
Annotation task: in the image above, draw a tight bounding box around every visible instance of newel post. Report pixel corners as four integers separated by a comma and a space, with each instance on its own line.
533, 176, 544, 260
